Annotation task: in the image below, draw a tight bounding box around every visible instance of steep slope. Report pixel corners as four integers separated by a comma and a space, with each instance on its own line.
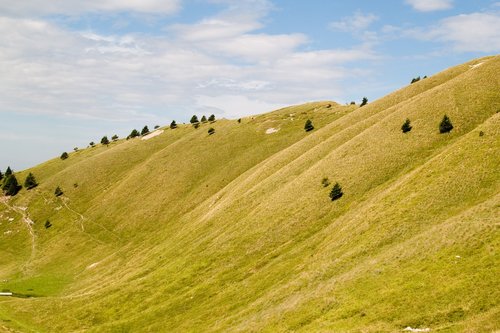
0, 56, 499, 332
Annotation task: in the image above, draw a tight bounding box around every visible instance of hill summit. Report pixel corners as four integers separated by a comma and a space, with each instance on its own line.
1, 56, 499, 332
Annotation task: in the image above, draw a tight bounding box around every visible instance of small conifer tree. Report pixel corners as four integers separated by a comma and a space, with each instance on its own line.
60, 152, 69, 160
208, 127, 215, 135
304, 119, 314, 132
401, 118, 412, 133
3, 174, 20, 196
360, 97, 368, 107
24, 173, 38, 190
54, 186, 63, 197
208, 114, 216, 122
0, 170, 3, 182
101, 136, 109, 145
439, 115, 454, 133
141, 126, 150, 136
237, 118, 241, 123
89, 142, 95, 147
45, 220, 52, 229
190, 115, 199, 124
329, 182, 343, 201
129, 129, 139, 138
201, 115, 207, 123
74, 147, 79, 152
170, 120, 177, 129
112, 135, 119, 141
5, 167, 12, 177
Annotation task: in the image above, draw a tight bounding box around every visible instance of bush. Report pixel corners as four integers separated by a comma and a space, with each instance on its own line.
170, 120, 177, 129
190, 115, 199, 124
112, 135, 119, 141
141, 126, 150, 136
237, 118, 241, 123
208, 114, 216, 122
321, 177, 330, 188
154, 125, 160, 129
439, 115, 454, 133
479, 131, 484, 137
54, 186, 63, 197
208, 127, 215, 135
44, 220, 52, 229
0, 170, 3, 182
201, 115, 207, 123
60, 152, 69, 160
350, 101, 356, 105
401, 118, 412, 133
89, 142, 95, 147
193, 123, 200, 129
411, 76, 421, 84
329, 182, 343, 201
24, 173, 38, 190
304, 119, 314, 132
101, 136, 109, 145
360, 97, 368, 107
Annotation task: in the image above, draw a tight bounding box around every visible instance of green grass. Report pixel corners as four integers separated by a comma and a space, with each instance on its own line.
0, 56, 499, 332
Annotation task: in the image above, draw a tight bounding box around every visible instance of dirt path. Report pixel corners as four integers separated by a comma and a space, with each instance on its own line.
61, 197, 85, 231
0, 196, 36, 265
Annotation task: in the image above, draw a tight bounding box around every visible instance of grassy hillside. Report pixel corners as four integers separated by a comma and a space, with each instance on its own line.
0, 55, 499, 332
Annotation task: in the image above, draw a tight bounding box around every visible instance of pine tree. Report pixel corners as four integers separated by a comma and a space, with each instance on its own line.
190, 115, 199, 124
141, 126, 150, 136
170, 120, 177, 129
0, 170, 3, 182
24, 172, 38, 190
208, 114, 216, 122
101, 136, 109, 145
360, 97, 368, 107
112, 135, 119, 141
401, 118, 412, 133
129, 129, 140, 139
54, 186, 63, 197
5, 167, 12, 177
3, 174, 20, 196
208, 127, 215, 135
304, 119, 314, 132
60, 152, 69, 160
439, 115, 454, 133
329, 182, 343, 201
201, 115, 207, 123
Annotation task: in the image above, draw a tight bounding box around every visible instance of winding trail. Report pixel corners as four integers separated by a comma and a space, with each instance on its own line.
61, 197, 85, 231
0, 196, 36, 266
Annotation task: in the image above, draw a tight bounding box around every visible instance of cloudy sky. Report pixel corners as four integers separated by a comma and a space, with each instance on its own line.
1, 0, 499, 170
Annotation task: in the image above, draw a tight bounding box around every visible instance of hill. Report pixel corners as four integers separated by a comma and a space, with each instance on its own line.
0, 56, 499, 332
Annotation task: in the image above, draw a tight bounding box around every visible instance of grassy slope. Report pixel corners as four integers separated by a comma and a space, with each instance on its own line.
0, 56, 499, 332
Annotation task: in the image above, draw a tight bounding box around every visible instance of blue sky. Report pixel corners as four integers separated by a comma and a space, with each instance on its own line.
1, 0, 499, 170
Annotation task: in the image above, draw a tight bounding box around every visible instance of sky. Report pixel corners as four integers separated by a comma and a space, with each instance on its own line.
1, 0, 499, 171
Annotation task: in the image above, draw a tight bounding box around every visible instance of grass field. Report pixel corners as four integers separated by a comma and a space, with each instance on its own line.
0, 55, 499, 332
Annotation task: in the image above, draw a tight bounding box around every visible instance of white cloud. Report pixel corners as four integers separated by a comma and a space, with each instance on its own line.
330, 12, 379, 32
410, 13, 500, 52
406, 0, 453, 12
0, 0, 180, 16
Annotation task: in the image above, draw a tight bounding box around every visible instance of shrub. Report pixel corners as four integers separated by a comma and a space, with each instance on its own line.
141, 126, 150, 136
89, 142, 95, 147
208, 127, 215, 135
0, 170, 3, 182
401, 118, 412, 133
321, 177, 330, 188
112, 135, 119, 141
304, 119, 314, 132
154, 125, 160, 129
170, 120, 177, 129
193, 123, 200, 129
237, 118, 241, 123
411, 76, 421, 84
60, 152, 69, 160
201, 115, 207, 123
329, 182, 343, 201
479, 131, 484, 137
101, 136, 109, 145
54, 186, 63, 197
190, 115, 199, 124
44, 220, 52, 229
360, 97, 368, 107
439, 115, 454, 133
350, 101, 356, 105
208, 114, 216, 122
24, 173, 38, 190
